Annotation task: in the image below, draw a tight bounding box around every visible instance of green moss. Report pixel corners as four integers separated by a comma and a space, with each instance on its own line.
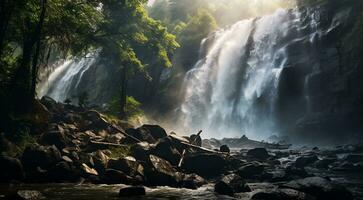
109, 146, 131, 159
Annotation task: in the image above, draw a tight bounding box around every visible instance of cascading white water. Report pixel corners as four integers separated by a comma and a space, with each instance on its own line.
178, 8, 319, 139
38, 52, 99, 103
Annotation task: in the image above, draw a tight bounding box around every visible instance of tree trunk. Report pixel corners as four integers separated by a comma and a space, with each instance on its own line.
0, 1, 15, 58
120, 64, 128, 118
30, 0, 47, 99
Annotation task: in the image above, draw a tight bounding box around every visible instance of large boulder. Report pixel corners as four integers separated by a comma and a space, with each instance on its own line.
21, 145, 61, 170
126, 128, 156, 143
145, 155, 182, 187
220, 145, 230, 154
153, 137, 181, 166
119, 186, 146, 197
0, 156, 24, 182
47, 161, 79, 182
182, 153, 226, 178
221, 174, 251, 193
107, 156, 144, 177
344, 154, 363, 163
294, 155, 319, 168
214, 181, 234, 196
91, 150, 109, 175
179, 173, 206, 189
282, 177, 353, 200
103, 169, 132, 184
129, 142, 154, 162
139, 125, 167, 140
237, 162, 265, 179
247, 148, 269, 160
39, 126, 68, 149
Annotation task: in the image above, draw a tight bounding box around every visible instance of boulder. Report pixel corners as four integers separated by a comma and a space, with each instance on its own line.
119, 186, 146, 197
282, 177, 353, 200
0, 156, 24, 182
237, 162, 265, 179
107, 156, 143, 177
39, 127, 68, 150
126, 128, 156, 143
284, 166, 309, 180
180, 173, 206, 189
47, 161, 79, 182
129, 142, 154, 162
81, 163, 98, 176
21, 145, 61, 170
222, 174, 251, 193
153, 137, 181, 166
344, 154, 363, 163
40, 96, 60, 113
247, 148, 269, 160
214, 181, 234, 196
182, 153, 226, 178
103, 169, 131, 184
314, 158, 336, 169
294, 155, 319, 168
91, 150, 109, 175
220, 145, 230, 154
139, 125, 167, 140
145, 155, 182, 187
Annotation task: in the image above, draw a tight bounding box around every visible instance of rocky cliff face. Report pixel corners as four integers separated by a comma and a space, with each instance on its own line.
285, 0, 363, 143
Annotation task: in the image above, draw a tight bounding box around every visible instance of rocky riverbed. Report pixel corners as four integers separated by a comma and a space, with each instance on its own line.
1, 97, 363, 199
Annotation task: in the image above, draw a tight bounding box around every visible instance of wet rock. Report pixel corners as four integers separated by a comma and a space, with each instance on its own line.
314, 158, 336, 169
40, 96, 60, 113
139, 124, 167, 140
81, 163, 98, 176
129, 142, 153, 162
145, 155, 182, 187
62, 156, 73, 163
282, 176, 353, 200
47, 161, 79, 182
91, 150, 109, 175
126, 128, 156, 143
344, 154, 363, 163
294, 155, 318, 168
220, 145, 230, 154
251, 188, 314, 200
39, 127, 68, 150
214, 181, 234, 196
247, 148, 269, 160
222, 174, 251, 193
21, 145, 61, 170
182, 153, 226, 178
0, 156, 24, 182
285, 166, 309, 179
103, 169, 131, 184
107, 156, 143, 177
237, 162, 265, 179
180, 173, 206, 189
119, 186, 146, 197
153, 137, 181, 166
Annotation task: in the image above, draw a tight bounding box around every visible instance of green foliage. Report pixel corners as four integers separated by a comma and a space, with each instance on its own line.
109, 145, 131, 159
107, 96, 144, 119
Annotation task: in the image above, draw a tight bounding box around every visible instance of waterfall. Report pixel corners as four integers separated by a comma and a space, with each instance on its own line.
178, 8, 321, 139
38, 52, 99, 103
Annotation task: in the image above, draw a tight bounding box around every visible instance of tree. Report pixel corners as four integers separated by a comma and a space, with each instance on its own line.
99, 0, 178, 118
